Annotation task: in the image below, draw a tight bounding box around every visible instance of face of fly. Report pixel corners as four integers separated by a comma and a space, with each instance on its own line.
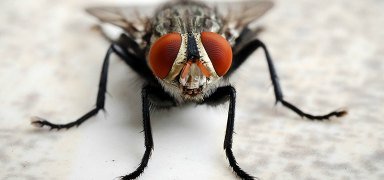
148, 31, 232, 102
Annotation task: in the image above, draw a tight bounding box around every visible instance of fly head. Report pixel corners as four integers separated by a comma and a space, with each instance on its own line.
148, 31, 232, 102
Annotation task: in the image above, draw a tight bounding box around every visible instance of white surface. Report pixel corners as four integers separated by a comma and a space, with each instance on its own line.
1, 0, 384, 180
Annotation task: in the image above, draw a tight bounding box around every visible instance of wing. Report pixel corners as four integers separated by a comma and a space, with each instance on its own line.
212, 0, 273, 28
206, 0, 273, 44
86, 4, 159, 48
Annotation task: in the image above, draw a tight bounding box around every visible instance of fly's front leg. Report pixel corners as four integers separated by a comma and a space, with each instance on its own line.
204, 86, 255, 180
121, 85, 154, 180
230, 37, 347, 120
31, 44, 123, 130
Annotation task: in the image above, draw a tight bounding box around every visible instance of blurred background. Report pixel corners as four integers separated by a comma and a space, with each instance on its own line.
1, 0, 383, 179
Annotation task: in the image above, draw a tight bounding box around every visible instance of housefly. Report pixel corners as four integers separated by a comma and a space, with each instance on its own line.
31, 0, 347, 179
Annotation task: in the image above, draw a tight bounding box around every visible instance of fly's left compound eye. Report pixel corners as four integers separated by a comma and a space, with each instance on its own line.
201, 32, 232, 77
149, 33, 182, 79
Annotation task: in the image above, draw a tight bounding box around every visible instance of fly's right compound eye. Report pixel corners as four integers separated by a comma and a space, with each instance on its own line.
201, 32, 232, 77
149, 33, 182, 79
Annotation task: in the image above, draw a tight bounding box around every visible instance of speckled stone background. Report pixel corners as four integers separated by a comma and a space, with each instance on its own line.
1, 0, 383, 180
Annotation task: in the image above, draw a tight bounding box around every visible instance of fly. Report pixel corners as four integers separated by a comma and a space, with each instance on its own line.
31, 0, 347, 179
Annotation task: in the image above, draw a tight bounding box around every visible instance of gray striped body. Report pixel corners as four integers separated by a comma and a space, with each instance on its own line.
150, 1, 224, 41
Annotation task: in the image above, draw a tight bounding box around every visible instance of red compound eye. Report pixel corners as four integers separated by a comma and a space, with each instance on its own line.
201, 32, 232, 76
149, 33, 182, 79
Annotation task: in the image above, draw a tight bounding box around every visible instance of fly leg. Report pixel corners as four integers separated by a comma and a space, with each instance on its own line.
120, 85, 154, 180
204, 86, 255, 180
31, 44, 124, 130
113, 34, 155, 81
230, 37, 347, 120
